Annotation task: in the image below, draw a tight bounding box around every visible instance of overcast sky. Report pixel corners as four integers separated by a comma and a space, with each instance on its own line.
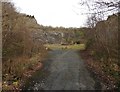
11, 0, 89, 28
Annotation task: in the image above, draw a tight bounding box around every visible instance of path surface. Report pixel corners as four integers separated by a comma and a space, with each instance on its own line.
22, 50, 101, 90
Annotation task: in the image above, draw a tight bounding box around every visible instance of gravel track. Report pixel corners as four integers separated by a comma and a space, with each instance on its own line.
22, 50, 102, 91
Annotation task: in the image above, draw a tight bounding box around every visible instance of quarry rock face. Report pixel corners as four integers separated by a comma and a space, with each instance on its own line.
22, 15, 77, 44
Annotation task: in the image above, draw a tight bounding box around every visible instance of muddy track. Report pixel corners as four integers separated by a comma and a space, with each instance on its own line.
22, 50, 102, 91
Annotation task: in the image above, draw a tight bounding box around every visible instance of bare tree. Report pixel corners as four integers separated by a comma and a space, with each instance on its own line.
81, 0, 119, 64
85, 13, 103, 28
2, 2, 18, 46
79, 0, 119, 15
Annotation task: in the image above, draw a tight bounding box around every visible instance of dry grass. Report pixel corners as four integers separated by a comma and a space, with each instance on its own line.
44, 44, 86, 50
80, 50, 119, 90
2, 2, 48, 91
2, 52, 47, 90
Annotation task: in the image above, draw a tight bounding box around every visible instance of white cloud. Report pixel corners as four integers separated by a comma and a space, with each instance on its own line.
12, 0, 88, 28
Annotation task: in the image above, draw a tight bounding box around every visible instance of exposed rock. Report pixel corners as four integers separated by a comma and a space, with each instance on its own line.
20, 14, 83, 44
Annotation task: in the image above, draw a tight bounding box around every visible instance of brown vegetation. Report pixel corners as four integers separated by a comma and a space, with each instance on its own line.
81, 13, 119, 90
2, 2, 47, 90
79, 1, 119, 89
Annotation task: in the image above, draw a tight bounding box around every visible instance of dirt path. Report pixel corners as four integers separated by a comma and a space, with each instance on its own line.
22, 50, 102, 90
